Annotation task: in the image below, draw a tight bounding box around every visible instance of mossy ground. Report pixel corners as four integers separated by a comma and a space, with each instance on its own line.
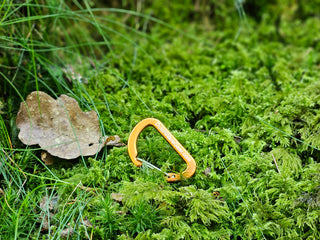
1, 1, 320, 239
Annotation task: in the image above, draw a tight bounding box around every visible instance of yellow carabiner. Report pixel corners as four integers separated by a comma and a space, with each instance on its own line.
127, 118, 196, 182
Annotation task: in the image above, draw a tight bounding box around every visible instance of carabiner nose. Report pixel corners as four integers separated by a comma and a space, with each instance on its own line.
127, 118, 196, 182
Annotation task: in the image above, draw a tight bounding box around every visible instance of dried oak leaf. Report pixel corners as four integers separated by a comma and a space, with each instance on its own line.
16, 91, 107, 159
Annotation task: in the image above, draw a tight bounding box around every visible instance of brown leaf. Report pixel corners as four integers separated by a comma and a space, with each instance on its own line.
39, 196, 59, 212
16, 91, 106, 159
234, 135, 242, 144
116, 210, 125, 215
41, 151, 55, 165
111, 192, 124, 202
78, 184, 97, 194
62, 65, 87, 84
82, 217, 94, 228
39, 215, 49, 231
204, 167, 212, 176
105, 135, 124, 147
39, 196, 59, 231
60, 226, 74, 239
39, 212, 55, 231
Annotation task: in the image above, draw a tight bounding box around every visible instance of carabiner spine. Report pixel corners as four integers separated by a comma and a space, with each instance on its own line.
152, 120, 196, 180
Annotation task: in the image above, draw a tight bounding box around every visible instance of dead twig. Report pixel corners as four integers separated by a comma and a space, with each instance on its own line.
271, 153, 281, 174
78, 184, 97, 194
0, 187, 16, 213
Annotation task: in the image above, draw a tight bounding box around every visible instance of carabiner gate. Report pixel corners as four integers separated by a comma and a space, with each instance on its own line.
127, 118, 196, 182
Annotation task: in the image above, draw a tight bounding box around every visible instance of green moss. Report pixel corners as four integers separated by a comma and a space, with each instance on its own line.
3, 1, 320, 239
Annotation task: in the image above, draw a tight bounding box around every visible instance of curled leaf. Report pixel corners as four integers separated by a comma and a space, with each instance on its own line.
41, 151, 55, 165
16, 91, 106, 159
105, 135, 124, 147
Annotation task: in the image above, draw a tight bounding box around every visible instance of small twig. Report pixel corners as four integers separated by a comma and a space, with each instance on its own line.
271, 153, 281, 174
61, 181, 97, 213
1, 187, 15, 213
193, 129, 207, 132
78, 185, 97, 194
4, 192, 16, 213
61, 181, 82, 214
26, 23, 36, 39
0, 65, 18, 69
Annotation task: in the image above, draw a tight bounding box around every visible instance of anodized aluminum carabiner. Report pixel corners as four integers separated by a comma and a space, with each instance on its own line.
127, 118, 196, 182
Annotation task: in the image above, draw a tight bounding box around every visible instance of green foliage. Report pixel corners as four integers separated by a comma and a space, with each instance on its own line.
120, 181, 231, 239
93, 195, 124, 239
2, 1, 320, 239
127, 201, 162, 236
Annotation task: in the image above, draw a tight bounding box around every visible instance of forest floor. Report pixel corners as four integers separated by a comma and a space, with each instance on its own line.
1, 1, 320, 239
